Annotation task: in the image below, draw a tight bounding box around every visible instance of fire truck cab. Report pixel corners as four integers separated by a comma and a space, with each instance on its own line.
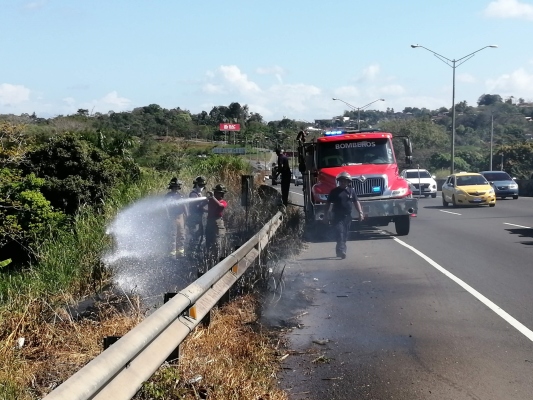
298, 129, 418, 236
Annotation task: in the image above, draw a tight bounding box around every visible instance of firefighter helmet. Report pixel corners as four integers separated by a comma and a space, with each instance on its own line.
193, 176, 207, 187
213, 183, 228, 193
168, 177, 183, 189
335, 171, 352, 182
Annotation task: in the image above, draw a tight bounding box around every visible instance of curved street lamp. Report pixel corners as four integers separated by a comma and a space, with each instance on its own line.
411, 44, 498, 174
332, 98, 385, 130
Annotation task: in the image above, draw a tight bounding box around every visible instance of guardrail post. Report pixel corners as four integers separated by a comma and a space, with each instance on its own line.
163, 292, 181, 363
103, 336, 121, 350
201, 310, 211, 327
219, 288, 231, 307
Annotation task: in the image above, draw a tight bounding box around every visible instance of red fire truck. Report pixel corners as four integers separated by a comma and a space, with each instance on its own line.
298, 129, 418, 236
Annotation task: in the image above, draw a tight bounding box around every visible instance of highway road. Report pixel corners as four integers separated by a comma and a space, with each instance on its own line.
275, 187, 533, 399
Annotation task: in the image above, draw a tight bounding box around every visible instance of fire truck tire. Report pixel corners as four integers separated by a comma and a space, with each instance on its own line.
394, 215, 410, 236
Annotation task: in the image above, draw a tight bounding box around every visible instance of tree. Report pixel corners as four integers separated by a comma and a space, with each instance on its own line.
495, 142, 533, 178
23, 134, 139, 215
381, 118, 449, 169
428, 152, 470, 172
0, 122, 28, 168
0, 168, 66, 263
455, 101, 470, 113
477, 94, 503, 106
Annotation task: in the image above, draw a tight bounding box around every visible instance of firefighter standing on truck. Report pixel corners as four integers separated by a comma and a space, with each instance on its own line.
275, 148, 291, 206
187, 175, 208, 256
205, 183, 228, 262
324, 171, 364, 259
166, 177, 187, 258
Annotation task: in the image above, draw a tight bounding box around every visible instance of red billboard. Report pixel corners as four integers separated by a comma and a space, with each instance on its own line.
219, 123, 241, 131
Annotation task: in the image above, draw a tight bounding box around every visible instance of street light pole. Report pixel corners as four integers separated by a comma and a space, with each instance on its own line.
411, 44, 498, 174
332, 98, 385, 130
490, 111, 494, 171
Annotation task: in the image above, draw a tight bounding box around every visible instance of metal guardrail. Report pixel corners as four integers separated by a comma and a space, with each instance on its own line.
44, 211, 284, 400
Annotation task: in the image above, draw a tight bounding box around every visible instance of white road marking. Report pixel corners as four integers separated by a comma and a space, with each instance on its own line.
290, 190, 303, 196
440, 210, 461, 215
503, 222, 532, 229
392, 237, 533, 343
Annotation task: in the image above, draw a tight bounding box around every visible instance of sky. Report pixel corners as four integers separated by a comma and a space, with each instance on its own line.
1, 0, 533, 122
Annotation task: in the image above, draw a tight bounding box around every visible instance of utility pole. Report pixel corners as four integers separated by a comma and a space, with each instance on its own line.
490, 111, 494, 171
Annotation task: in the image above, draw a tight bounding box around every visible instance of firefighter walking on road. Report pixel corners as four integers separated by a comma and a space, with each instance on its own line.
205, 183, 228, 262
324, 172, 364, 259
275, 148, 291, 206
166, 177, 187, 258
187, 175, 208, 256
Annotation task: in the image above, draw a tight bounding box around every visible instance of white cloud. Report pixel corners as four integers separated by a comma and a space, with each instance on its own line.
484, 0, 533, 20
197, 64, 425, 120
0, 83, 31, 105
361, 64, 380, 81
487, 68, 533, 93
256, 66, 285, 85
219, 65, 261, 94
256, 65, 285, 75
101, 91, 131, 109
202, 83, 224, 94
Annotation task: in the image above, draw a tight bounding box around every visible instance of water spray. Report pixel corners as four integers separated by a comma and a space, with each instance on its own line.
103, 194, 206, 303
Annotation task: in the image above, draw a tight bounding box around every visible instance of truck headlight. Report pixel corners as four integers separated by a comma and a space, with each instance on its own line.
391, 188, 408, 196
316, 194, 329, 201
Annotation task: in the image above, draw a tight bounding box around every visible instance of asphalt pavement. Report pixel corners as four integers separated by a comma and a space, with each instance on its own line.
271, 188, 533, 400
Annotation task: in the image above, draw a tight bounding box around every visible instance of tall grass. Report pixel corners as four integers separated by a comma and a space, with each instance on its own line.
0, 169, 171, 399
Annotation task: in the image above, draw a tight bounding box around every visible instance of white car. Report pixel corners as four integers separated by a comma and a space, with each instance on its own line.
401, 169, 438, 198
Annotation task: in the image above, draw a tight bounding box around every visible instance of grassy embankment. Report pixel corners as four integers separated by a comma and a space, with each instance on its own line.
0, 156, 303, 399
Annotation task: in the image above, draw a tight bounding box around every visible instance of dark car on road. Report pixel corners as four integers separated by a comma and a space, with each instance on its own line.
479, 171, 519, 199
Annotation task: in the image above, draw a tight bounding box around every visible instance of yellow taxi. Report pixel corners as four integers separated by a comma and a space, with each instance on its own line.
441, 172, 496, 207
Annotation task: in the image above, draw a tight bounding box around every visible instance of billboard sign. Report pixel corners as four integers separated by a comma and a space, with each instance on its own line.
219, 123, 241, 131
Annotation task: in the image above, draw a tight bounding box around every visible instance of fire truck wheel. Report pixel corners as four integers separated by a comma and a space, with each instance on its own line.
395, 215, 410, 236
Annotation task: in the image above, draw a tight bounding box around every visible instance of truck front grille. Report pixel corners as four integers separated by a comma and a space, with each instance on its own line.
352, 177, 385, 197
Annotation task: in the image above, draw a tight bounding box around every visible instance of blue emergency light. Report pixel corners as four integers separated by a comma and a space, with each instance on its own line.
324, 130, 344, 136
372, 186, 381, 193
